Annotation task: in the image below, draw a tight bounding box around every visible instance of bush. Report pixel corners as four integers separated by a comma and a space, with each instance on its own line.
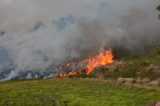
87, 74, 96, 78
104, 64, 141, 79
138, 71, 160, 80
156, 45, 160, 54
68, 73, 96, 78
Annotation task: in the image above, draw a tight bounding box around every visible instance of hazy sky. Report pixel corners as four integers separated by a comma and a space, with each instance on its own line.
0, 0, 158, 32
0, 0, 105, 31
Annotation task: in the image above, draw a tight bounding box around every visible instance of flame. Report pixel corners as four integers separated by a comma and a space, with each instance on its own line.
85, 49, 113, 74
68, 71, 77, 76
58, 48, 114, 77
58, 71, 67, 77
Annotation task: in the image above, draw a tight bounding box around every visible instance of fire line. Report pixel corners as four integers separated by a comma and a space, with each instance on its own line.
58, 49, 114, 77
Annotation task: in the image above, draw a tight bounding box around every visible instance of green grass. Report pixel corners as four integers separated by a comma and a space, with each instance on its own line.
101, 54, 160, 79
0, 79, 160, 106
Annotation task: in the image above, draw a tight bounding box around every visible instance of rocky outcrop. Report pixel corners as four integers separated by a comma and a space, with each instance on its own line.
142, 78, 151, 83
146, 101, 160, 106
146, 64, 160, 74
149, 80, 160, 86
156, 102, 160, 106
117, 78, 135, 84
117, 77, 160, 87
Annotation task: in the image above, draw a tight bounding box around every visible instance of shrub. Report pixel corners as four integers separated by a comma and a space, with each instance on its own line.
156, 45, 160, 54
138, 71, 160, 80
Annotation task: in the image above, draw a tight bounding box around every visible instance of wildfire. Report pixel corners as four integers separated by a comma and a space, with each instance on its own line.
85, 49, 113, 74
58, 71, 67, 77
58, 48, 114, 77
68, 71, 77, 76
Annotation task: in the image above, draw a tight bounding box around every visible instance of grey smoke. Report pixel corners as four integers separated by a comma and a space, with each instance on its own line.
0, 0, 159, 80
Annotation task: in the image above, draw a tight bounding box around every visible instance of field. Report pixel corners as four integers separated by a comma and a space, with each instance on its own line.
0, 79, 160, 106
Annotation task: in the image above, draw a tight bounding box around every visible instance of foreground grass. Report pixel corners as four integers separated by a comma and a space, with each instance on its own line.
0, 79, 160, 106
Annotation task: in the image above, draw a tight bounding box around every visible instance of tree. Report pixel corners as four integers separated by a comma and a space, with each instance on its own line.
34, 21, 44, 30
157, 5, 160, 11
157, 5, 160, 19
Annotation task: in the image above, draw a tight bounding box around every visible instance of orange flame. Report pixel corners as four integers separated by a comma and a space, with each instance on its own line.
68, 71, 77, 76
85, 49, 113, 74
58, 71, 67, 77
58, 48, 114, 77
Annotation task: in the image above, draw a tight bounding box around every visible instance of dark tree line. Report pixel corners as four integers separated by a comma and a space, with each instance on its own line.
157, 5, 160, 19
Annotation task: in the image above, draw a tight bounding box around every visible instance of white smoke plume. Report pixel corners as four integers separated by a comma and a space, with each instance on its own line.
0, 0, 159, 80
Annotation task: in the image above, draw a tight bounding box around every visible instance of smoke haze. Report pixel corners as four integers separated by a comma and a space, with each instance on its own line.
0, 0, 159, 80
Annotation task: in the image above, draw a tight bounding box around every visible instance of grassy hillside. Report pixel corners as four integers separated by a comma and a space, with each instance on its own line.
94, 54, 160, 80
0, 79, 160, 106
0, 47, 160, 106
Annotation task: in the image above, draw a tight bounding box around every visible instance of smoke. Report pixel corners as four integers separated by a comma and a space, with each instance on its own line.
0, 0, 159, 80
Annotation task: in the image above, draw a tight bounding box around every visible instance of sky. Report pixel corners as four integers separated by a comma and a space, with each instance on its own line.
0, 0, 158, 32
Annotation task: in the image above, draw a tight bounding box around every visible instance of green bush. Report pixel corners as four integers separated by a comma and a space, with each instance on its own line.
119, 65, 138, 78
138, 71, 160, 80
68, 73, 97, 78
156, 46, 160, 54
87, 74, 96, 78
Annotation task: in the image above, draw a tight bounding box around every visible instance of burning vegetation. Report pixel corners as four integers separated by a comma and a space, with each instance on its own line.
58, 48, 114, 77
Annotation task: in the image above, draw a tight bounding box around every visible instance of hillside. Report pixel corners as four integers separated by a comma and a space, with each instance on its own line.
0, 47, 160, 106
64, 51, 160, 87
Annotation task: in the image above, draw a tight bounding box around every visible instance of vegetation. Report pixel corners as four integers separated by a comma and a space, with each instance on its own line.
102, 54, 160, 80
96, 44, 160, 80
156, 45, 160, 54
157, 5, 160, 19
157, 5, 160, 11
0, 79, 160, 106
68, 73, 96, 78
0, 47, 160, 106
